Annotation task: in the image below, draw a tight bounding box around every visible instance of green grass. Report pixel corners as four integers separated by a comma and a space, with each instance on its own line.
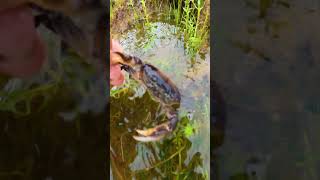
140, 0, 150, 24
111, 0, 210, 60
110, 0, 126, 24
172, 0, 209, 57
150, 0, 210, 58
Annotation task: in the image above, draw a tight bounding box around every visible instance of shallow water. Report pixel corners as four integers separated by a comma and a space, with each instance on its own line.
0, 26, 107, 179
110, 21, 210, 179
214, 0, 320, 179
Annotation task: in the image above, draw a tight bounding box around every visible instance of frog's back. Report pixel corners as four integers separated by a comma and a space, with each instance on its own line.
141, 64, 180, 104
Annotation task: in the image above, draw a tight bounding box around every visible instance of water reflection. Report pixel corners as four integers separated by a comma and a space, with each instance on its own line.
211, 81, 227, 179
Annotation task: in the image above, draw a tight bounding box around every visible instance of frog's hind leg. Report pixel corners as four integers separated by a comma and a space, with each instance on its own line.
133, 111, 179, 142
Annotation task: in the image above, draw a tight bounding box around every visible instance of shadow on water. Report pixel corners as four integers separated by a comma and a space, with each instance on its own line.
211, 81, 227, 180
215, 0, 320, 180
110, 1, 211, 179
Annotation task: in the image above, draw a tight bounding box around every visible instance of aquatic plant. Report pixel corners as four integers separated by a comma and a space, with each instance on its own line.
131, 115, 206, 179
184, 123, 195, 137
0, 81, 60, 116
110, 81, 207, 179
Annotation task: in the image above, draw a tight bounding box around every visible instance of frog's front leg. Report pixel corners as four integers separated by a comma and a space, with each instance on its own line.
133, 107, 179, 142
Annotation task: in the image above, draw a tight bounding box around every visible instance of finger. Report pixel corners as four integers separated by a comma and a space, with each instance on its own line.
0, 5, 35, 58
110, 39, 123, 52
0, 5, 46, 77
110, 64, 124, 86
110, 52, 125, 65
0, 32, 46, 77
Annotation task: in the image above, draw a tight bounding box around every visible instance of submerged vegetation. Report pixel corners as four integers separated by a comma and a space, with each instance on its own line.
110, 87, 209, 179
0, 28, 107, 178
0, 51, 99, 117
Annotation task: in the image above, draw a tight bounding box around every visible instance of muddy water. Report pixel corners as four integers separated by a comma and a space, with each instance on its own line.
214, 0, 320, 180
110, 22, 210, 179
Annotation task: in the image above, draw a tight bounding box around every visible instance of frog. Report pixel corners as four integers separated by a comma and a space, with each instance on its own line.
112, 52, 181, 142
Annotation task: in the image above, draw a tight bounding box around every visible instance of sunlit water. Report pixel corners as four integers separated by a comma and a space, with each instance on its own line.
110, 22, 210, 179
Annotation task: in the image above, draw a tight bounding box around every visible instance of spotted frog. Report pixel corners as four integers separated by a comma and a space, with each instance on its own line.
113, 52, 181, 142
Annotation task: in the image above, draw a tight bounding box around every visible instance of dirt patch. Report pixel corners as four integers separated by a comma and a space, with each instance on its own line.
111, 1, 142, 39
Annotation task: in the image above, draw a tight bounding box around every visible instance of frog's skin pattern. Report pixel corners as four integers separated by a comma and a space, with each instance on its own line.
114, 52, 181, 142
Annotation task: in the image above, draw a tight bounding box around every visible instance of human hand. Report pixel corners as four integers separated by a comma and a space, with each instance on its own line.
110, 39, 124, 86
0, 5, 46, 78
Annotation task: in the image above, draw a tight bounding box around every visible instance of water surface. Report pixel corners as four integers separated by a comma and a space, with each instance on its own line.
110, 20, 210, 179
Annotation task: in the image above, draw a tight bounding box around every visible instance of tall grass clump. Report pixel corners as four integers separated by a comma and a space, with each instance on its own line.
111, 0, 210, 59
171, 0, 209, 58
140, 0, 150, 24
